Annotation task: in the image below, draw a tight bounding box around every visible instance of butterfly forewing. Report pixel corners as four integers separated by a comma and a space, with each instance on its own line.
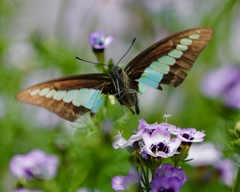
125, 27, 214, 89
16, 74, 113, 122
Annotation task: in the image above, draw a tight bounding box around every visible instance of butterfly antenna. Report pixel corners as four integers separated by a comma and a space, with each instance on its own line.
76, 57, 109, 67
116, 38, 136, 66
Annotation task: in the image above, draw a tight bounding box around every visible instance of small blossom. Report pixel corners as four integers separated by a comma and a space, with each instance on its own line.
9, 149, 59, 180
112, 129, 144, 150
89, 30, 114, 50
150, 164, 188, 192
111, 168, 140, 191
112, 131, 130, 149
172, 128, 206, 143
112, 176, 125, 190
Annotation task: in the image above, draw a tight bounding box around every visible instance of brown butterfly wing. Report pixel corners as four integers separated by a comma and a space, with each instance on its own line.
125, 27, 214, 89
16, 74, 113, 122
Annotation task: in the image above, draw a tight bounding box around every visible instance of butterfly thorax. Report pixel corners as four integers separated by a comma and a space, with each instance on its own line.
110, 66, 139, 114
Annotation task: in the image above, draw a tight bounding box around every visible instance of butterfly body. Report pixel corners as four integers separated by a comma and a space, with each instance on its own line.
110, 66, 139, 114
16, 27, 214, 122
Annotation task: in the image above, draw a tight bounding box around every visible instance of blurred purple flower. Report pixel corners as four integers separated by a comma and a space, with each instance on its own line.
9, 150, 59, 180
201, 65, 240, 108
187, 142, 221, 166
217, 159, 236, 186
111, 167, 140, 191
187, 142, 236, 187
150, 164, 188, 192
224, 82, 240, 108
89, 30, 114, 50
12, 189, 42, 192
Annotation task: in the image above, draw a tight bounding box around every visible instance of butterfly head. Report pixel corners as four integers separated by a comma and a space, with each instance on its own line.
110, 66, 122, 79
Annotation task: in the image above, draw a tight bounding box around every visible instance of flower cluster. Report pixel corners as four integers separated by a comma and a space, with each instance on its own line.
112, 118, 205, 191
113, 119, 205, 159
201, 65, 240, 108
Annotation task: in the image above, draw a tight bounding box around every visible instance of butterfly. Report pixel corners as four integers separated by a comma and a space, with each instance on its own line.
16, 27, 214, 122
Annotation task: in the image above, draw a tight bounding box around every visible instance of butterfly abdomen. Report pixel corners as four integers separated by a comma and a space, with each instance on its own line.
109, 66, 139, 114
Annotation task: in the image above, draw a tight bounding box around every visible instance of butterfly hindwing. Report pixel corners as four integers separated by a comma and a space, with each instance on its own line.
125, 27, 214, 90
16, 74, 113, 122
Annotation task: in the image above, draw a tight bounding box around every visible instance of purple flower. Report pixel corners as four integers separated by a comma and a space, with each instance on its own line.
12, 189, 42, 192
150, 164, 188, 192
187, 142, 222, 166
9, 149, 59, 180
140, 127, 181, 158
138, 119, 177, 133
201, 65, 240, 98
171, 128, 206, 143
111, 168, 140, 191
112, 129, 144, 149
201, 65, 240, 108
89, 30, 114, 50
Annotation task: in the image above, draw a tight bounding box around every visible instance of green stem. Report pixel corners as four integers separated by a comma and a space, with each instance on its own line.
141, 166, 147, 186
141, 166, 151, 192
233, 166, 240, 192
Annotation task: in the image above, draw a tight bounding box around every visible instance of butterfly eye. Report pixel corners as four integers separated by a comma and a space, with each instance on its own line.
118, 68, 122, 74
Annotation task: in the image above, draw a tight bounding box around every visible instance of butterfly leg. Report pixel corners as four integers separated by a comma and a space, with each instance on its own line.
124, 105, 135, 114
118, 99, 135, 114
134, 98, 140, 115
116, 88, 138, 100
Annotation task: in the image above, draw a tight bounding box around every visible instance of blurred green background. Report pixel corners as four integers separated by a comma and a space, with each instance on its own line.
1, 0, 240, 191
